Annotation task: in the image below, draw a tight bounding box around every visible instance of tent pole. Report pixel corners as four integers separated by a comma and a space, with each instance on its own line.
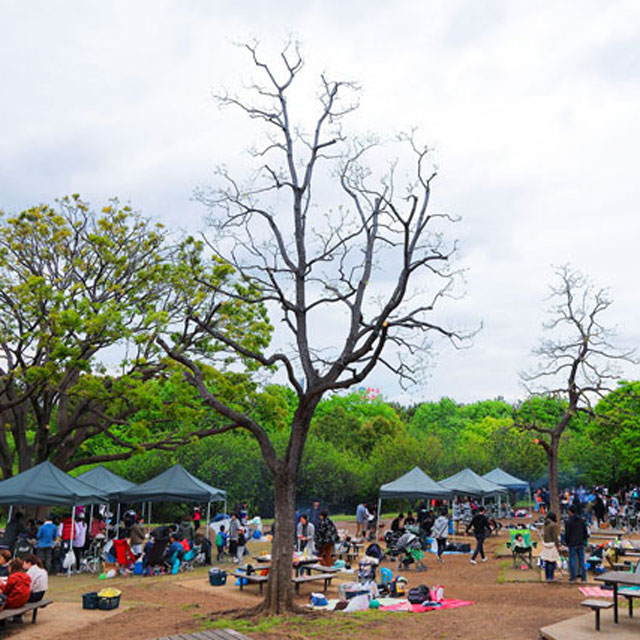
7, 505, 12, 523
223, 497, 227, 516
68, 507, 76, 577
206, 501, 211, 532
149, 503, 152, 529
89, 504, 94, 540
116, 503, 121, 539
377, 496, 382, 531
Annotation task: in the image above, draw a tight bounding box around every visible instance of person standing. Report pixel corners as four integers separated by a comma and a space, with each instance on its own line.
540, 512, 561, 582
228, 514, 239, 562
466, 505, 490, 564
296, 514, 315, 554
593, 494, 606, 528
565, 505, 589, 582
215, 525, 227, 562
432, 509, 449, 563
315, 511, 338, 566
36, 516, 57, 573
0, 512, 27, 553
236, 527, 247, 564
130, 517, 146, 556
308, 500, 321, 531
73, 515, 87, 568
355, 503, 369, 538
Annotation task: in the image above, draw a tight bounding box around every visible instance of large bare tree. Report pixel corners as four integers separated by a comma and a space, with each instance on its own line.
519, 265, 636, 517
161, 42, 468, 614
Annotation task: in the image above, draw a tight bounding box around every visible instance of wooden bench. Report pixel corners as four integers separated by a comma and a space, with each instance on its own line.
304, 563, 341, 574
0, 599, 52, 625
292, 574, 334, 595
232, 572, 269, 593
581, 599, 613, 631
619, 588, 640, 618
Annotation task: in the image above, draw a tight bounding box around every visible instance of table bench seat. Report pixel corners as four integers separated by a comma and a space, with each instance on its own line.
581, 599, 613, 631
0, 599, 52, 625
232, 572, 269, 593
291, 574, 334, 594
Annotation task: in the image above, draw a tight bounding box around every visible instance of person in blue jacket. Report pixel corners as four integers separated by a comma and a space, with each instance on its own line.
36, 517, 57, 573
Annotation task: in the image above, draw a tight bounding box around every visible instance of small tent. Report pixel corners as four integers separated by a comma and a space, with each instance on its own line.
119, 464, 226, 504
377, 466, 450, 518
119, 463, 226, 528
77, 465, 137, 501
439, 468, 507, 497
0, 461, 107, 505
481, 468, 529, 491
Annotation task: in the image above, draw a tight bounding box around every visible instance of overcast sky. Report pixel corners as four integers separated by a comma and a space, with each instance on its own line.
1, 0, 639, 404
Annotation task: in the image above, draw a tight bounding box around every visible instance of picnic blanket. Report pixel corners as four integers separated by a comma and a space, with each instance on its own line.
580, 585, 640, 598
379, 598, 474, 612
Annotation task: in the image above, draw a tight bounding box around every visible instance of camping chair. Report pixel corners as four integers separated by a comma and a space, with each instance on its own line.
112, 538, 137, 574
506, 529, 536, 569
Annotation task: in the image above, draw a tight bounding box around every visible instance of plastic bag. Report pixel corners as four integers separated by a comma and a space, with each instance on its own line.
344, 594, 370, 612
62, 549, 76, 569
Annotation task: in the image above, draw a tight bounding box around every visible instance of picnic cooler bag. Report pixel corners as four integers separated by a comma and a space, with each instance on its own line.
209, 568, 227, 586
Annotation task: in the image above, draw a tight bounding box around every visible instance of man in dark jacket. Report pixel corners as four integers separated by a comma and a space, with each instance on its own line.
466, 506, 490, 564
565, 505, 588, 582
0, 513, 27, 553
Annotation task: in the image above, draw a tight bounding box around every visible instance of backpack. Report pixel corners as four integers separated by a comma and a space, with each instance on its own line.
407, 584, 431, 604
365, 543, 383, 560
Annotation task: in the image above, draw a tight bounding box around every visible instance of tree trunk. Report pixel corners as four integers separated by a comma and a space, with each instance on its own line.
261, 467, 298, 614
547, 435, 560, 517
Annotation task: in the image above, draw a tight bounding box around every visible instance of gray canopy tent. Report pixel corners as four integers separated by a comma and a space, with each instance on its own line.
377, 466, 451, 518
0, 461, 108, 574
77, 465, 138, 538
119, 463, 226, 531
439, 468, 507, 497
482, 467, 531, 513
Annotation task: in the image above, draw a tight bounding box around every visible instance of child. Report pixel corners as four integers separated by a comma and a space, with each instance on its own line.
236, 527, 246, 564
215, 525, 227, 562
0, 558, 31, 610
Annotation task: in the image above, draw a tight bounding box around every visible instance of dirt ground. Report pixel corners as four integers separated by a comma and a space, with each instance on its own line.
3, 520, 620, 640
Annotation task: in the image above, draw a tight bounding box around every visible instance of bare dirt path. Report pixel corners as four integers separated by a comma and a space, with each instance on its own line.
4, 521, 611, 640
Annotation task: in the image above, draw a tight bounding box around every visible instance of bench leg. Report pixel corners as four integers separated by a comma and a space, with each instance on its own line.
628, 596, 633, 618
259, 582, 263, 595
595, 608, 600, 631
32, 608, 38, 624
295, 582, 300, 596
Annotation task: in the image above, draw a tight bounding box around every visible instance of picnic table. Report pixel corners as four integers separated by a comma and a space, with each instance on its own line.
595, 570, 640, 623
254, 554, 320, 577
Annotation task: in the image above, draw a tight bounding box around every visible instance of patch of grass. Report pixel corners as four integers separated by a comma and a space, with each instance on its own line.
203, 611, 395, 638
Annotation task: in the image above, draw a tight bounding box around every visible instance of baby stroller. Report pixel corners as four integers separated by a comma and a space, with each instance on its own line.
143, 537, 169, 576
79, 535, 106, 573
393, 531, 427, 572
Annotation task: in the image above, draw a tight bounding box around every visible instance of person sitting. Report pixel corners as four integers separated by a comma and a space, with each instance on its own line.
391, 513, 404, 533
403, 511, 416, 526
129, 517, 146, 556
164, 534, 184, 574
22, 554, 48, 602
0, 549, 11, 577
0, 558, 31, 611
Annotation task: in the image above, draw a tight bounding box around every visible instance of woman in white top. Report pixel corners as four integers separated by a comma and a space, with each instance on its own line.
22, 554, 48, 602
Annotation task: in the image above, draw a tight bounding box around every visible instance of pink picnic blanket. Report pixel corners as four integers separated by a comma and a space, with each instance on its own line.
579, 587, 612, 598
379, 598, 475, 613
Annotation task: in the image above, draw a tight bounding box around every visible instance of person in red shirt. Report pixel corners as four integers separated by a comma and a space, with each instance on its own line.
0, 558, 31, 610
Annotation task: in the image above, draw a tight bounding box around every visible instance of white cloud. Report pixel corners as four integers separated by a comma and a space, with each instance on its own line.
1, 0, 638, 402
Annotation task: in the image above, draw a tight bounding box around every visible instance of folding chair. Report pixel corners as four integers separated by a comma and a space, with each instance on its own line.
112, 538, 136, 574
507, 529, 536, 568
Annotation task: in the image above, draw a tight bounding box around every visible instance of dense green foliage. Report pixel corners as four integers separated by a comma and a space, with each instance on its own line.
87, 384, 636, 518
